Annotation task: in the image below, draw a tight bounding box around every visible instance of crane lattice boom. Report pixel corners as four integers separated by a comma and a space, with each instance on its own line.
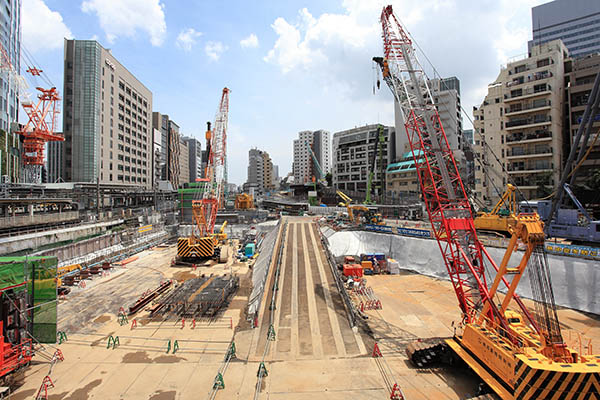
375, 6, 540, 333
193, 87, 229, 237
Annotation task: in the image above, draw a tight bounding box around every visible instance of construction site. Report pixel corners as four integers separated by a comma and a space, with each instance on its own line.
0, 2, 599, 400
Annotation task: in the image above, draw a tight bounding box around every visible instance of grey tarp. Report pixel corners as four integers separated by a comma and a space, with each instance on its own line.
247, 222, 280, 317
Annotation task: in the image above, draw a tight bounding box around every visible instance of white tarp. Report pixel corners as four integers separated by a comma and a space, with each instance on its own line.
325, 229, 600, 315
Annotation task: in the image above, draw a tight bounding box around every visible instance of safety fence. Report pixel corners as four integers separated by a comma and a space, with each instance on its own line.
319, 228, 358, 328
307, 206, 348, 215
364, 223, 600, 262
545, 242, 600, 261
253, 222, 288, 400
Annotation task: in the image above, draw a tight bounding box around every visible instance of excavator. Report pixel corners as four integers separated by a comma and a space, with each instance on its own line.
336, 190, 383, 225
374, 5, 600, 399
474, 184, 518, 235
177, 88, 229, 261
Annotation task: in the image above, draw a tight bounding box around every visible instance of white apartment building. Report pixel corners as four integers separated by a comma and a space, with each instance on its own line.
292, 130, 330, 184
473, 39, 568, 205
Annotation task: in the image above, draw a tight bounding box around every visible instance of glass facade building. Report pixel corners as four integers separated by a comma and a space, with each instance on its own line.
530, 0, 600, 58
63, 40, 102, 182
0, 0, 21, 182
60, 40, 153, 186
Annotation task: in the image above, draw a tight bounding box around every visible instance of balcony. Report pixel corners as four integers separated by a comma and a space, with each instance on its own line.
504, 84, 551, 102
507, 161, 552, 174
506, 71, 553, 88
506, 146, 552, 159
505, 99, 551, 116
506, 129, 552, 144
512, 176, 553, 189
505, 115, 551, 130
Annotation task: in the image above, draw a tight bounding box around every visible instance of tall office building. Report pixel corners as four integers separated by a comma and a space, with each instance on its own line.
244, 148, 274, 194
178, 139, 189, 185
152, 112, 180, 188
473, 40, 568, 205
430, 77, 463, 153
61, 40, 153, 187
47, 140, 63, 183
0, 0, 21, 182
292, 130, 330, 184
152, 128, 162, 187
181, 136, 202, 183
529, 0, 600, 58
332, 124, 398, 195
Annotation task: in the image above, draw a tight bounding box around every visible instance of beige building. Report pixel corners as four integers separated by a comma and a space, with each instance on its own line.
262, 151, 274, 191
473, 39, 567, 205
243, 148, 274, 194
179, 140, 190, 185
61, 40, 153, 187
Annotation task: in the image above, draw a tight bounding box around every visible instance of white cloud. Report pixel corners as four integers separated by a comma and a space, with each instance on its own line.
176, 28, 202, 52
81, 0, 166, 46
264, 0, 547, 128
22, 0, 72, 53
240, 33, 259, 49
205, 41, 227, 61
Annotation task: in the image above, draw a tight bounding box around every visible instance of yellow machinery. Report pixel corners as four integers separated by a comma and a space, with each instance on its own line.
336, 190, 383, 225
56, 264, 81, 286
474, 184, 518, 235
408, 213, 600, 398
448, 214, 600, 398
235, 193, 254, 209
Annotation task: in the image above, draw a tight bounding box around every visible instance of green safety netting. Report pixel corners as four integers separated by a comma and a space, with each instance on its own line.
0, 257, 57, 343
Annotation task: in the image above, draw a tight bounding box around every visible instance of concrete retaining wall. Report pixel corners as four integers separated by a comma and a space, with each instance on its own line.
0, 211, 80, 229
325, 229, 600, 315
0, 219, 124, 255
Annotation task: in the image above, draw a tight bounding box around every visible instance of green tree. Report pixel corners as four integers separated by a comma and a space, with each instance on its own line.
325, 172, 332, 187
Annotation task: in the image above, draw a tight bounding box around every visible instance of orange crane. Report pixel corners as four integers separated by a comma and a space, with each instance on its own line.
374, 5, 600, 399
177, 88, 229, 260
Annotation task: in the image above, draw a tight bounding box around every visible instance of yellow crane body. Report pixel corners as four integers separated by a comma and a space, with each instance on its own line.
235, 193, 254, 209
447, 214, 600, 399
474, 184, 518, 234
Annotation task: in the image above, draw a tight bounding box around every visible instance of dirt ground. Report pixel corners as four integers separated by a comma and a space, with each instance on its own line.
10, 216, 600, 399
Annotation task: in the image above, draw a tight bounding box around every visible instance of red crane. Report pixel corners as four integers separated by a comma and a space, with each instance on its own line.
193, 87, 229, 237
374, 5, 500, 323
374, 6, 600, 399
177, 87, 229, 260
0, 44, 63, 183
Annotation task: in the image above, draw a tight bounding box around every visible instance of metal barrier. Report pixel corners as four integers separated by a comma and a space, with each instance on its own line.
319, 231, 357, 328
545, 242, 600, 261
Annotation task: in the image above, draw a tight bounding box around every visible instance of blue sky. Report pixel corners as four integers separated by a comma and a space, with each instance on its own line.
23, 0, 546, 185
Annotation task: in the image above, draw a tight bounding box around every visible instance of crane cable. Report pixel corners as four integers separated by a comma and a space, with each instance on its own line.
395, 15, 534, 211
20, 44, 55, 88
535, 129, 600, 200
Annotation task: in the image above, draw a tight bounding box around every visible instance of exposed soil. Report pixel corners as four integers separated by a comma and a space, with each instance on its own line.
122, 351, 152, 363
93, 315, 111, 323
172, 271, 197, 281
148, 390, 177, 400
152, 355, 187, 363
